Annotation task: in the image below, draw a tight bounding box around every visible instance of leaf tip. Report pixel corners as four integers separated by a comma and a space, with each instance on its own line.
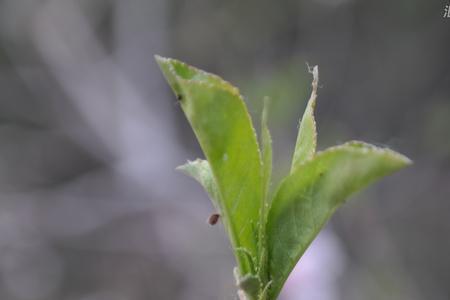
306, 62, 319, 96
262, 96, 271, 123
343, 140, 413, 171
175, 159, 192, 172
394, 152, 413, 168
154, 54, 169, 68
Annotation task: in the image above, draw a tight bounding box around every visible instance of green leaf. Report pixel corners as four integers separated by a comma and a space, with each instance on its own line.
176, 159, 220, 211
266, 141, 411, 299
157, 56, 412, 300
261, 97, 273, 204
258, 97, 272, 284
156, 55, 263, 275
290, 65, 318, 173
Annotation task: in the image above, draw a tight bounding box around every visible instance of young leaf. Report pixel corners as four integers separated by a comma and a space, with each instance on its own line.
258, 97, 273, 284
156, 56, 263, 275
157, 56, 412, 300
266, 141, 411, 299
176, 159, 220, 211
261, 97, 273, 204
290, 65, 318, 173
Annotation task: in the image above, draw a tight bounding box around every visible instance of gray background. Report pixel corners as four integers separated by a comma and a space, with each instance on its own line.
0, 0, 449, 299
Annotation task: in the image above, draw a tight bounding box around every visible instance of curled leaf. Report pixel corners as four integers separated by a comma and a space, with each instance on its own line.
291, 64, 319, 173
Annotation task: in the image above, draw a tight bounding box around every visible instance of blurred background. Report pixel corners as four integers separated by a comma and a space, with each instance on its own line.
0, 0, 449, 299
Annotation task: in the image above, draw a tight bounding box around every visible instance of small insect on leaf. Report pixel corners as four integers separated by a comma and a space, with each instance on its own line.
207, 213, 220, 226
